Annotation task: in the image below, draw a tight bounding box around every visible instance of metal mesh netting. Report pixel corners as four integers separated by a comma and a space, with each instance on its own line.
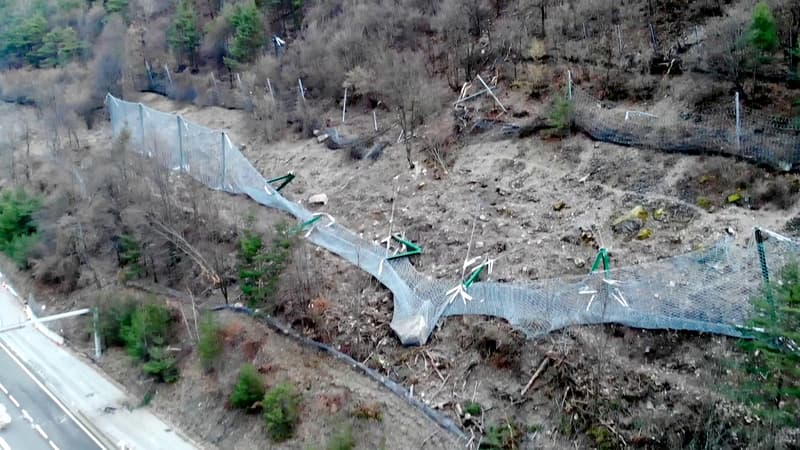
106, 94, 800, 345
571, 85, 800, 170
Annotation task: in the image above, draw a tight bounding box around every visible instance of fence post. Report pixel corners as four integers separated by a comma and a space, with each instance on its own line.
220, 132, 226, 188
567, 70, 573, 100
93, 307, 102, 359
177, 115, 184, 172
298, 78, 306, 102
735, 91, 741, 153
342, 87, 348, 123
267, 78, 274, 101
649, 23, 658, 51
138, 103, 145, 150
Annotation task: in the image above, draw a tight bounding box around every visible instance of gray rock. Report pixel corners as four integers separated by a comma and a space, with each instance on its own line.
308, 193, 328, 205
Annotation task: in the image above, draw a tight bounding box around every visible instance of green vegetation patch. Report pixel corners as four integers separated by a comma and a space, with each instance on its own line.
263, 382, 301, 442
0, 189, 41, 268
230, 363, 265, 410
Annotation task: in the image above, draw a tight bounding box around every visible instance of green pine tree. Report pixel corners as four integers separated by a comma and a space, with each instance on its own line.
223, 2, 263, 71
230, 363, 265, 409
237, 224, 291, 309
291, 0, 303, 28
32, 27, 86, 67
168, 0, 201, 67
737, 262, 800, 428
197, 313, 223, 372
747, 1, 779, 92
0, 189, 41, 268
105, 0, 128, 17
1, 13, 48, 64
748, 2, 779, 55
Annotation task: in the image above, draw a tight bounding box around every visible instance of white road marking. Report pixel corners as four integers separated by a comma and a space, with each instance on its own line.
8, 395, 19, 408
35, 424, 49, 440
49, 441, 60, 450
21, 408, 33, 423
0, 341, 107, 449
0, 436, 11, 450
0, 382, 6, 394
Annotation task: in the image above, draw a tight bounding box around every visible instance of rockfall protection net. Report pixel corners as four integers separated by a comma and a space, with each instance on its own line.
106, 93, 800, 345
571, 85, 800, 171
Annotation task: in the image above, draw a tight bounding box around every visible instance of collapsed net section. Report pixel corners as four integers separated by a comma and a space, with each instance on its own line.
106, 94, 798, 345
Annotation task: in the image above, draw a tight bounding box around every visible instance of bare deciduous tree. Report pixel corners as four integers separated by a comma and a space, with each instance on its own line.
372, 50, 447, 169
687, 9, 750, 92
434, 0, 491, 87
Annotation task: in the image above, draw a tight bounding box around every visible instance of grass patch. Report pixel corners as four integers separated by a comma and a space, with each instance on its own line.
463, 401, 482, 416
481, 421, 524, 449
140, 389, 155, 407
352, 402, 382, 421
695, 196, 714, 211
588, 425, 621, 450
326, 426, 355, 450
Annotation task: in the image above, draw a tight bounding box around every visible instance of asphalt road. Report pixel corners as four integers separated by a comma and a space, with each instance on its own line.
0, 338, 102, 450
0, 276, 199, 450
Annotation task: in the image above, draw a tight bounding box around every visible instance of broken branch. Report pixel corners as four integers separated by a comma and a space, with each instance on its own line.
520, 356, 550, 396
476, 75, 507, 112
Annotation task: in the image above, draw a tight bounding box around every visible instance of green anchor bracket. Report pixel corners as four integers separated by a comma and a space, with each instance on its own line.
291, 215, 322, 234
590, 247, 611, 279
386, 235, 422, 261
462, 262, 487, 290
447, 258, 493, 304
754, 227, 774, 320
266, 173, 295, 192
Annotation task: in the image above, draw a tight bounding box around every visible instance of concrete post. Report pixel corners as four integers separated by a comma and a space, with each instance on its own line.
220, 131, 226, 188
93, 307, 102, 360
298, 79, 306, 102
567, 70, 573, 100
177, 116, 184, 172
138, 103, 145, 151
342, 87, 347, 123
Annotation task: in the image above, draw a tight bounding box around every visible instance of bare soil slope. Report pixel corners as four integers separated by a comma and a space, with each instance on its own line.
123, 92, 800, 448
